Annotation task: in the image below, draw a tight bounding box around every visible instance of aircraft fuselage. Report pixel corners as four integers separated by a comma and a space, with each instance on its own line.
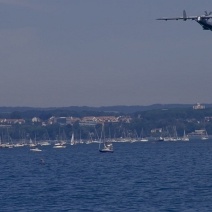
196, 19, 212, 30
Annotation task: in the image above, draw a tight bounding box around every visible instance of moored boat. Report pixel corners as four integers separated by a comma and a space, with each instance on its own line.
53, 144, 66, 148
181, 130, 189, 141
30, 147, 42, 152
99, 124, 114, 153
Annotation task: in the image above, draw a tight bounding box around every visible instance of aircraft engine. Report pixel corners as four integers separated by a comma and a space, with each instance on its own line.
197, 16, 202, 21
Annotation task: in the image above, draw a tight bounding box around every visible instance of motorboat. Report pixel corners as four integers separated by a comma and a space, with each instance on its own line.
99, 143, 114, 153
30, 147, 42, 152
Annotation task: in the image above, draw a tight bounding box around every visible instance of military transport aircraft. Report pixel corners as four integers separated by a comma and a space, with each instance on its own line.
157, 10, 212, 31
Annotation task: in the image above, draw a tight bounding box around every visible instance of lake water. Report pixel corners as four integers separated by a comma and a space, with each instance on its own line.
0, 140, 212, 211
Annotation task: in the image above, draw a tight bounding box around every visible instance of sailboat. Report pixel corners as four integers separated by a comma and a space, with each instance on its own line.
0, 136, 3, 148
30, 134, 42, 151
70, 132, 75, 145
201, 129, 209, 140
181, 130, 189, 141
29, 138, 36, 147
99, 124, 114, 153
53, 128, 66, 148
140, 128, 148, 142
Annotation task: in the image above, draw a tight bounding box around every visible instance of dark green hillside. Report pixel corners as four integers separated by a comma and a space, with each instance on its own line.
1, 105, 212, 140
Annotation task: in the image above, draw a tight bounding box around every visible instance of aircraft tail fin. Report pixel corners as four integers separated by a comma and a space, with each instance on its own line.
183, 10, 187, 21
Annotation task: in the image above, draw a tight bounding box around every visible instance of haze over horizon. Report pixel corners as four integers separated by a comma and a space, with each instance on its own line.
0, 0, 212, 107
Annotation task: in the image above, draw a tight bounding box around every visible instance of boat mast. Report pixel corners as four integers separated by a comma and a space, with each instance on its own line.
99, 123, 104, 150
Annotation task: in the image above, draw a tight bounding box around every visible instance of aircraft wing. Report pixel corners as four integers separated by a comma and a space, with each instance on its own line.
202, 15, 212, 19
157, 10, 198, 21
157, 15, 212, 21
157, 10, 212, 21
156, 16, 197, 21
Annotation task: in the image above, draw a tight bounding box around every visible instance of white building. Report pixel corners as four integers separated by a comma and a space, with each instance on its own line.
32, 117, 41, 123
193, 103, 205, 110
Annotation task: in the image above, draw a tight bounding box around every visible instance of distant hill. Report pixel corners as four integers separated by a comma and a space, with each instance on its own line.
1, 104, 212, 114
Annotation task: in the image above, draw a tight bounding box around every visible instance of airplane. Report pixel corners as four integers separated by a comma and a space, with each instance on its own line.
157, 10, 212, 31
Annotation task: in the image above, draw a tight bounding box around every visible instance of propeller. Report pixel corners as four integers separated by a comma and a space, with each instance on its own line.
204, 11, 212, 16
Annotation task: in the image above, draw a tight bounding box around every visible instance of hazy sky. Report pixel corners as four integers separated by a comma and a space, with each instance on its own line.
0, 0, 212, 107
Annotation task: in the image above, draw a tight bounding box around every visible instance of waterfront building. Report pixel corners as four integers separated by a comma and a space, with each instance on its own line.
193, 103, 205, 110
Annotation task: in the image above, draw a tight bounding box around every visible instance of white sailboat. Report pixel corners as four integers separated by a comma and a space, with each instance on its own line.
140, 128, 148, 142
99, 124, 114, 153
70, 132, 75, 145
181, 130, 189, 141
40, 130, 51, 146
201, 129, 209, 140
29, 134, 42, 151
29, 138, 36, 147
0, 136, 3, 148
53, 129, 66, 148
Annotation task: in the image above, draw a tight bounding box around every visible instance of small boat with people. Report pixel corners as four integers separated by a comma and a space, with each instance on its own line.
99, 142, 114, 153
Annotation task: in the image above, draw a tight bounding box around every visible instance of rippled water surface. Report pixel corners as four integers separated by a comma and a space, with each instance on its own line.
0, 140, 212, 211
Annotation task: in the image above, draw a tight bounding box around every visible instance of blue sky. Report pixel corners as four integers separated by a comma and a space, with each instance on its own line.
0, 0, 212, 107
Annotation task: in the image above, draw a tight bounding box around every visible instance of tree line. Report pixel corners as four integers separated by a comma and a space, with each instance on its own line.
1, 107, 212, 141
